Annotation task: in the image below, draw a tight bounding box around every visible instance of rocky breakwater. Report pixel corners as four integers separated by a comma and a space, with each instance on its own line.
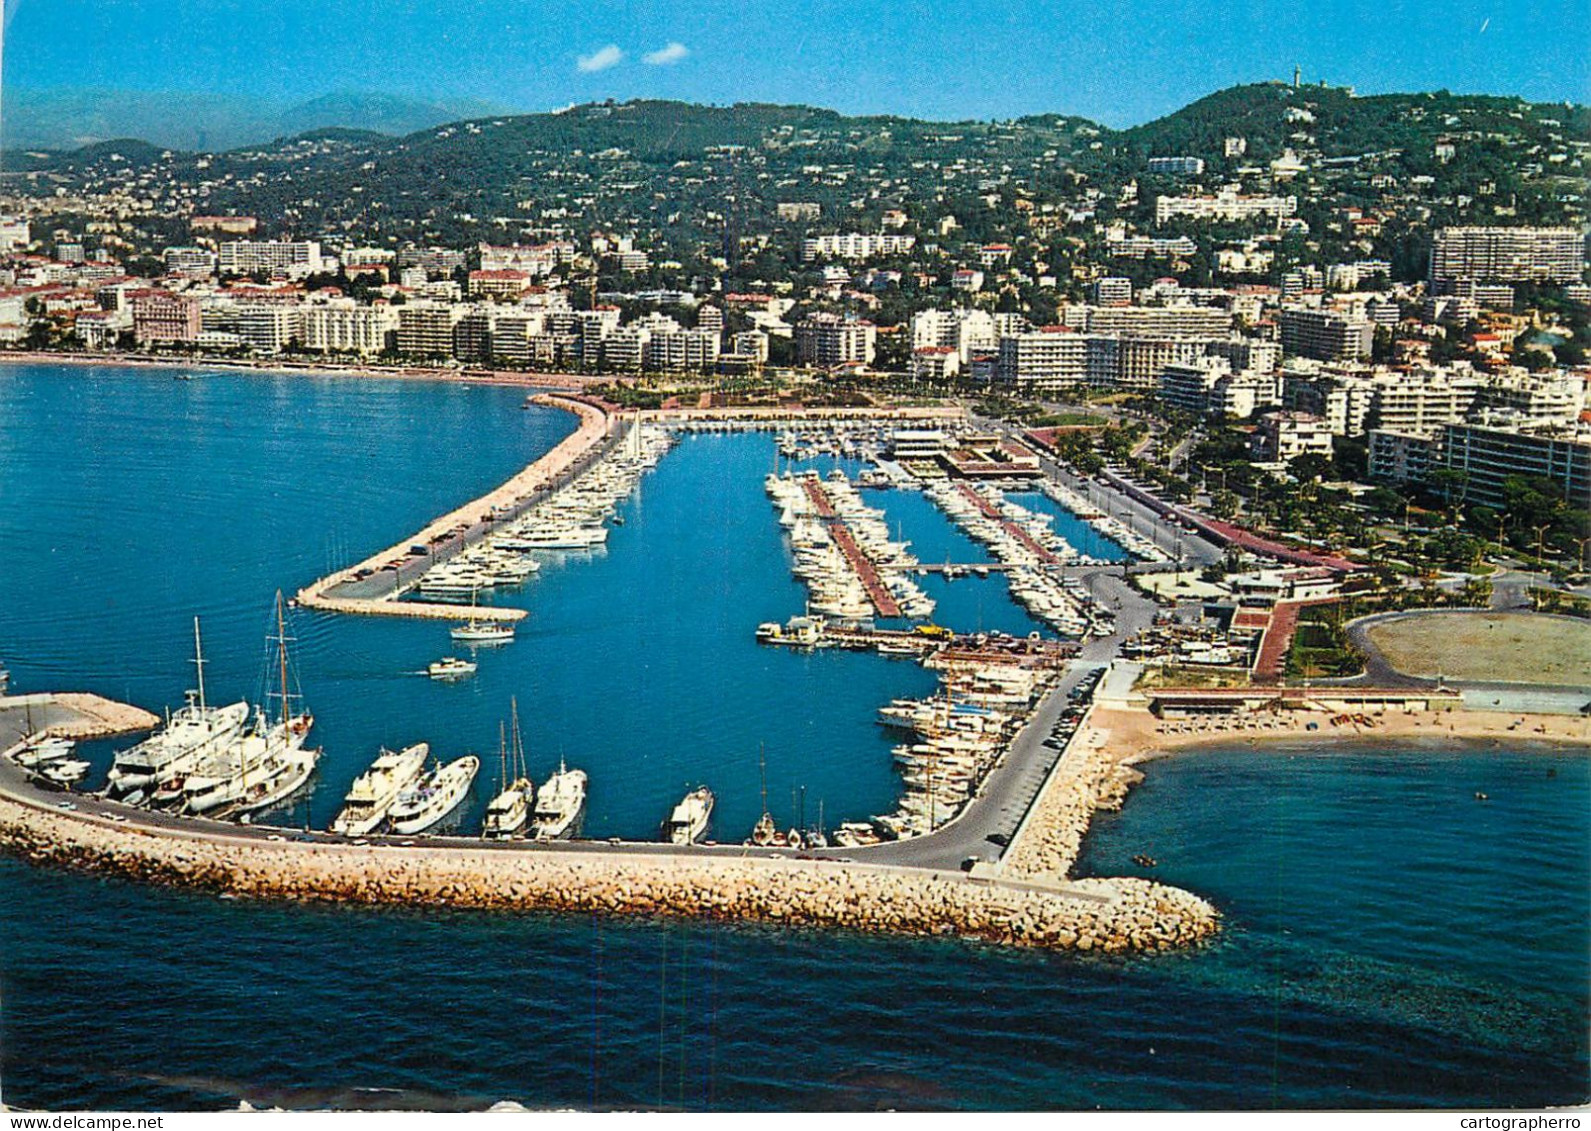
0, 791, 1212, 953
1000, 709, 1220, 946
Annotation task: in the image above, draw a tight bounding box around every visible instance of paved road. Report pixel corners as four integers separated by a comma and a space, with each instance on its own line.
0, 738, 1117, 906
826, 659, 1102, 870
975, 414, 1224, 569
327, 415, 630, 603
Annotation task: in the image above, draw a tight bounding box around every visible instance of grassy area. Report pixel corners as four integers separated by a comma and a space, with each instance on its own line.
1286, 615, 1367, 680
1135, 665, 1253, 691
1365, 611, 1591, 685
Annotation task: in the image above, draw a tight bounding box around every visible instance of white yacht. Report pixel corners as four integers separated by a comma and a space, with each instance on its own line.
183, 708, 317, 816
482, 705, 533, 840
178, 596, 318, 818
106, 618, 250, 801
427, 656, 477, 680
529, 759, 586, 840
40, 759, 91, 786
482, 782, 533, 839
330, 743, 430, 836
666, 786, 714, 845
450, 619, 515, 644
389, 754, 480, 835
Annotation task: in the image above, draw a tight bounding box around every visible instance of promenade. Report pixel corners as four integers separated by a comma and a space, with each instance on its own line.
295, 393, 615, 622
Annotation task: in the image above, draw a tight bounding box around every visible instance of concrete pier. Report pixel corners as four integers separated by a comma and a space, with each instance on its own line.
295, 393, 616, 622
0, 692, 159, 750
0, 772, 1218, 953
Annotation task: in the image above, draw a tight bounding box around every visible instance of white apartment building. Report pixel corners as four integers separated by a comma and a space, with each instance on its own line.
1251, 411, 1333, 463
162, 246, 218, 277
397, 303, 465, 358
218, 240, 324, 276
1430, 227, 1585, 284
795, 313, 876, 367
646, 327, 721, 372
1158, 357, 1278, 419
800, 233, 916, 262
478, 241, 575, 276
910, 346, 961, 382
1077, 304, 1233, 338
234, 304, 304, 354
911, 307, 998, 362
1155, 187, 1297, 225
994, 329, 1088, 392
301, 302, 399, 356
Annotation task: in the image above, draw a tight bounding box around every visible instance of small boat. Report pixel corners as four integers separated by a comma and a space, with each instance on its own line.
389, 755, 481, 835
450, 620, 515, 644
15, 736, 76, 768
427, 656, 478, 680
749, 811, 778, 847
482, 704, 534, 840
666, 786, 714, 846
41, 759, 91, 786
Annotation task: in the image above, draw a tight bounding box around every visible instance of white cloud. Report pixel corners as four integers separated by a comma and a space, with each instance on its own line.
642, 42, 690, 66
577, 44, 624, 73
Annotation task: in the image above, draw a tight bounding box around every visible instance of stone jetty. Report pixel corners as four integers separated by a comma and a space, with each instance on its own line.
0, 786, 1218, 953
0, 692, 159, 749
1002, 708, 1152, 881
295, 392, 612, 621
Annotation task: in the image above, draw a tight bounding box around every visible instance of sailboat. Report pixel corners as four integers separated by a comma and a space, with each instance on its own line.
181, 594, 318, 817
106, 617, 251, 803
482, 700, 534, 839
450, 585, 515, 644
748, 743, 778, 847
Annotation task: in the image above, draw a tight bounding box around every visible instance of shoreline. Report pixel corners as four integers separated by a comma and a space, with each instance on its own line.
0, 773, 1218, 953
1000, 701, 1587, 881
0, 349, 607, 390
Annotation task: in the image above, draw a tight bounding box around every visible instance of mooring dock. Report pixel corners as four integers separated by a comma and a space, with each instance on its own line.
295, 394, 615, 622
803, 478, 902, 618
954, 483, 1060, 566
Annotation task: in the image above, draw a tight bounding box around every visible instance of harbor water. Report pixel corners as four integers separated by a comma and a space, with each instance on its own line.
0, 364, 1585, 1110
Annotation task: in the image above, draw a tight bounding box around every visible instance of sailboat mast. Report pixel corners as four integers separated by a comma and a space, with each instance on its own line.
192, 616, 207, 713
499, 721, 507, 790
758, 742, 768, 815
275, 593, 291, 727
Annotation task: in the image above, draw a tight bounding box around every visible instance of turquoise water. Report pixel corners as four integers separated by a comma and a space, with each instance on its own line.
0, 364, 1586, 1110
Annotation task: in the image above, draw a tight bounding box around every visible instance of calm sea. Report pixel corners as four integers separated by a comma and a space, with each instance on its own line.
0, 364, 1585, 1110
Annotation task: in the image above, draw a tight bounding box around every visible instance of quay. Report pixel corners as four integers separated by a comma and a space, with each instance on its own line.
953, 483, 1060, 566
0, 692, 158, 750
295, 393, 616, 622
802, 477, 903, 618
815, 624, 1079, 667
0, 746, 1218, 954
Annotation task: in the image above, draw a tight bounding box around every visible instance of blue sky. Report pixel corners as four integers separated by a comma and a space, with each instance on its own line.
5, 0, 1588, 126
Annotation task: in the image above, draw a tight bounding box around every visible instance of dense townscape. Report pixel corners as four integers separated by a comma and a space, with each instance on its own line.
2, 78, 1587, 580
1, 53, 1589, 1114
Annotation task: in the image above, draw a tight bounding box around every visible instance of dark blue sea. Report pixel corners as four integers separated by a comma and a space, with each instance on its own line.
0, 364, 1585, 1111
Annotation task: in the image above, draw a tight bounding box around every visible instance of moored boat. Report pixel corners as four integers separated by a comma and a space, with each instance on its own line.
529, 758, 586, 840
331, 742, 430, 836
666, 786, 714, 845
389, 755, 480, 835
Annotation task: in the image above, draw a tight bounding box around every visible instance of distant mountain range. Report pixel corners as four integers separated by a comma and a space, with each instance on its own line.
2, 88, 519, 152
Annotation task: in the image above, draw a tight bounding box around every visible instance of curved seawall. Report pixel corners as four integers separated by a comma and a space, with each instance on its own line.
0, 785, 1218, 953
294, 392, 613, 621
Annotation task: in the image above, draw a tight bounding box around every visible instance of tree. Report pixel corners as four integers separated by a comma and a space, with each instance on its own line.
1289, 452, 1333, 484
